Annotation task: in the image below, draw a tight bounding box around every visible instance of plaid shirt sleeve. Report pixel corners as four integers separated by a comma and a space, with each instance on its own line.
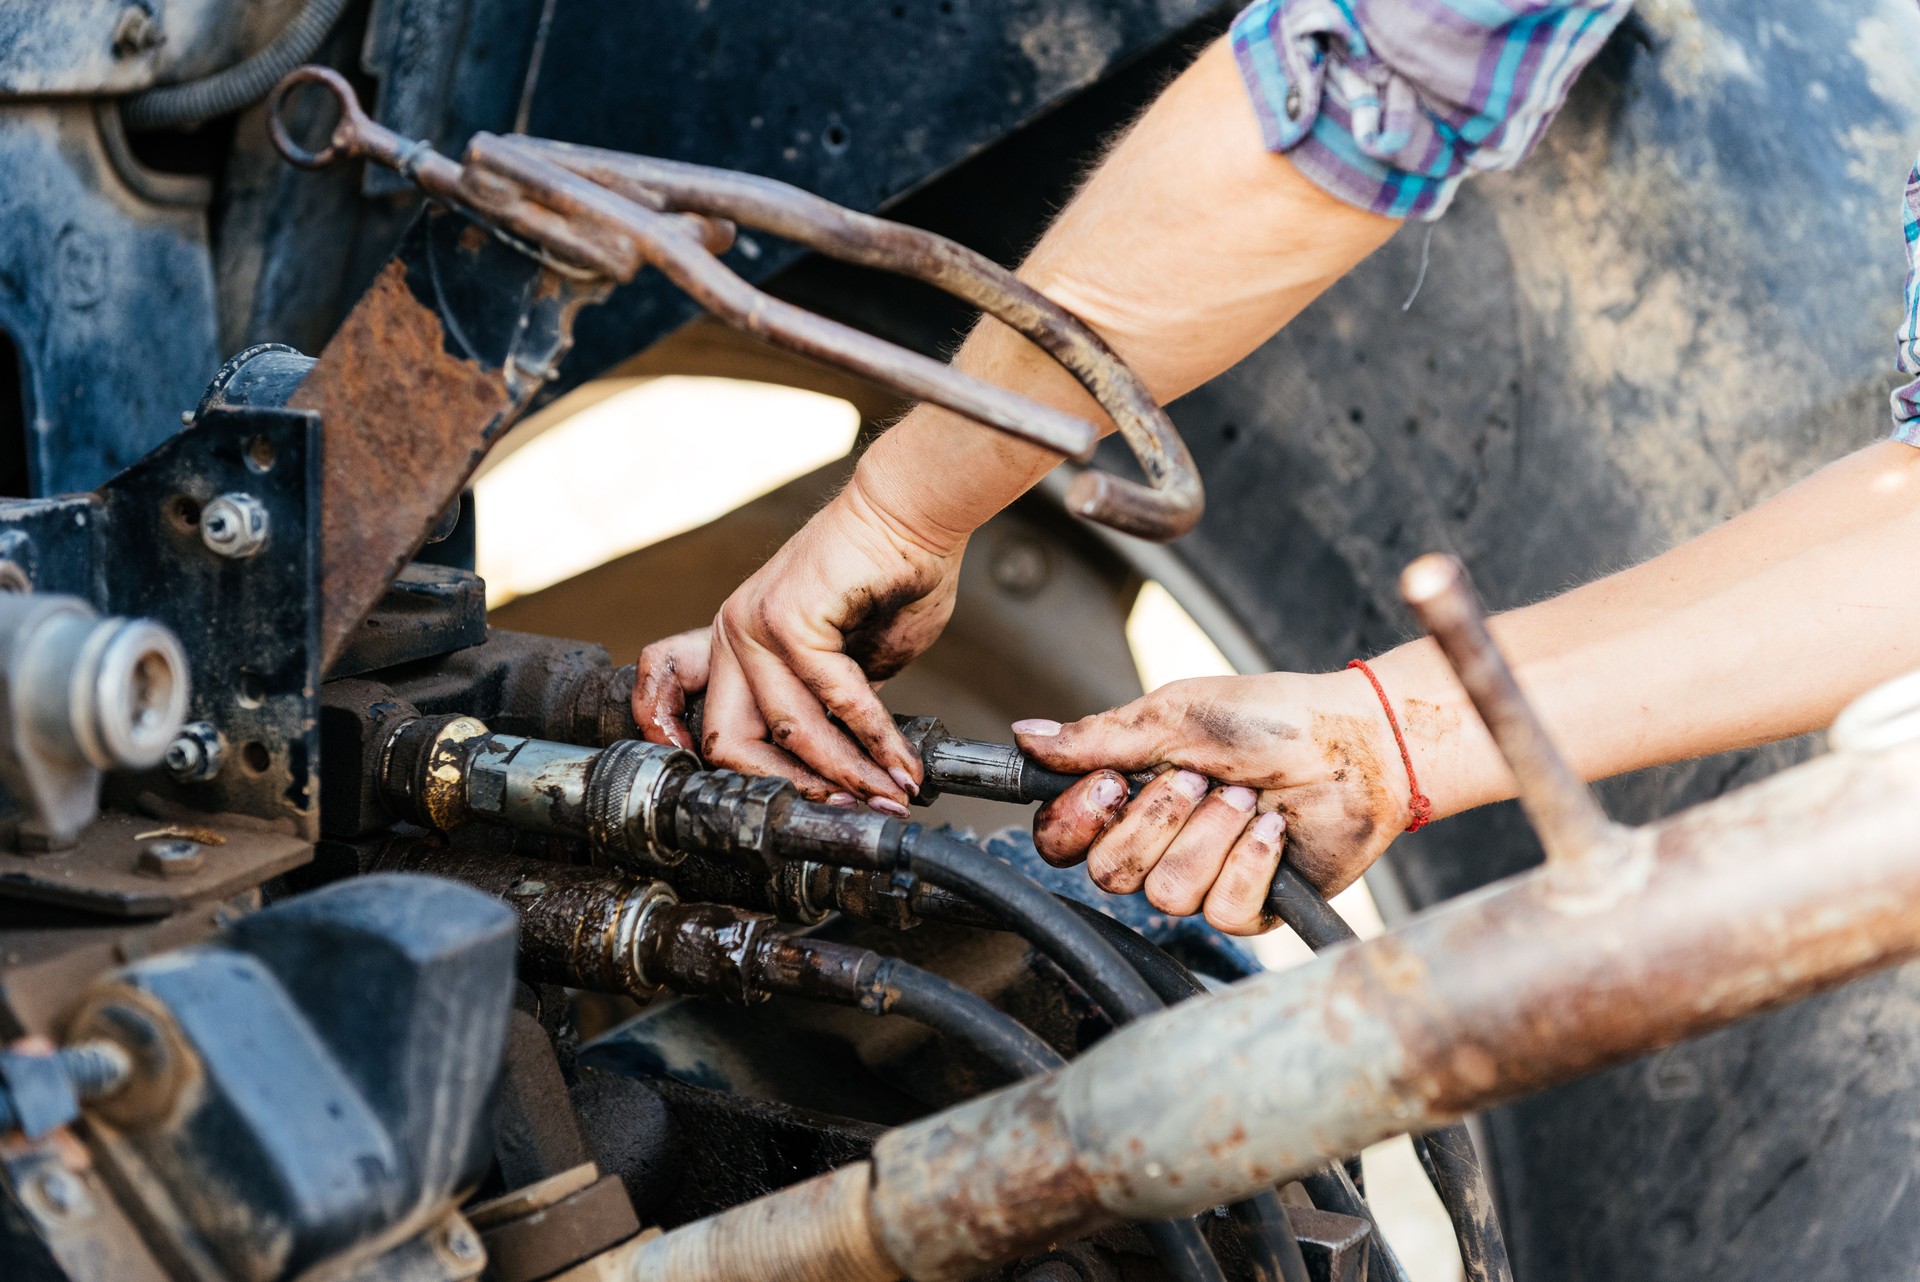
1230, 0, 1634, 220
1892, 158, 1920, 445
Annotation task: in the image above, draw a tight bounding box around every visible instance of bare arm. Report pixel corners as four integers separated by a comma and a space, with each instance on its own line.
642, 37, 1400, 806
1022, 441, 1920, 927
855, 38, 1401, 552
1380, 440, 1920, 815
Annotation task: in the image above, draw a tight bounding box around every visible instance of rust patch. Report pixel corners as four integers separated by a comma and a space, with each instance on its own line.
287, 258, 513, 669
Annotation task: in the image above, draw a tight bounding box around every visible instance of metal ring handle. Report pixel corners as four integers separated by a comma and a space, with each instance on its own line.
520, 140, 1204, 541
265, 64, 367, 170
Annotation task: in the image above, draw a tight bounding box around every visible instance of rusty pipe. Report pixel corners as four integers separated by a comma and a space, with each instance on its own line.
626, 696, 1920, 1281
1399, 554, 1629, 898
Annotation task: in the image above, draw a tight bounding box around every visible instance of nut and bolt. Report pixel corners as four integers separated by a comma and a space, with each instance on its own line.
137, 840, 203, 879
164, 721, 226, 782
201, 493, 269, 559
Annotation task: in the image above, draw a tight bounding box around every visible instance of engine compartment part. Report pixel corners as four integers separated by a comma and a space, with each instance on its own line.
5, 12, 1920, 1281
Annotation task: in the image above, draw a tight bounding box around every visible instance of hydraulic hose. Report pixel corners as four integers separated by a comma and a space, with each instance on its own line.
898, 826, 1161, 1021
898, 826, 1224, 1282
767, 937, 1063, 1083
863, 955, 1060, 1080
123, 0, 352, 131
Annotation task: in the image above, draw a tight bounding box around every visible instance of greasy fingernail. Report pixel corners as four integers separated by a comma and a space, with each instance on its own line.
1012, 719, 1061, 737
1172, 770, 1209, 801
826, 792, 858, 808
1090, 775, 1126, 809
868, 796, 911, 817
1221, 785, 1257, 812
889, 767, 920, 797
1254, 812, 1286, 841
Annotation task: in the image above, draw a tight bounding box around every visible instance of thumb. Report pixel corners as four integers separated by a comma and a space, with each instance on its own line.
1012, 699, 1169, 773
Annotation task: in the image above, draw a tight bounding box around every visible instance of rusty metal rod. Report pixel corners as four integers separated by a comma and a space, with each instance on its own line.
522, 138, 1205, 540
1399, 553, 1625, 894
621, 710, 1920, 1282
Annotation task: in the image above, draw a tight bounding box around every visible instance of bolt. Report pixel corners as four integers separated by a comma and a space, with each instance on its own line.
164, 721, 225, 782
441, 1220, 483, 1263
200, 493, 269, 559
137, 840, 203, 879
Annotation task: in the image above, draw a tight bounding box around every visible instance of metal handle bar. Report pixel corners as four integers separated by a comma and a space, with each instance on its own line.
521, 139, 1203, 541
265, 66, 1202, 540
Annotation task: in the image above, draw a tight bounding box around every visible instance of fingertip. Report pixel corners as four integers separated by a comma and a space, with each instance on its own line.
1011, 718, 1062, 737
1253, 811, 1286, 842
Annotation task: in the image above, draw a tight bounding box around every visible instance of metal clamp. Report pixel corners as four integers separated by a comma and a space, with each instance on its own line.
266, 66, 1202, 541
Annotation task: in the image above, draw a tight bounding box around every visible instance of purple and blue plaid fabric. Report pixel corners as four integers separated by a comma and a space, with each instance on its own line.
1229, 0, 1632, 220
1893, 162, 1920, 444
1233, 0, 1920, 444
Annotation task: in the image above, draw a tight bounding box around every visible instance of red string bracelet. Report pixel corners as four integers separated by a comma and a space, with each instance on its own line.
1347, 659, 1433, 832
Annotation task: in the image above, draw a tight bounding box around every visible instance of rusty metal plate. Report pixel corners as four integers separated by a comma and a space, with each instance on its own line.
288, 207, 601, 670
0, 813, 309, 918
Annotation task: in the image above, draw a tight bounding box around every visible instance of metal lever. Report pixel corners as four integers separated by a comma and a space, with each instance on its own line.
267, 67, 1203, 541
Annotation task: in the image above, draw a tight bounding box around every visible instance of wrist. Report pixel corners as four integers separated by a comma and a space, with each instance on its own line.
1354, 643, 1512, 823
849, 406, 1051, 557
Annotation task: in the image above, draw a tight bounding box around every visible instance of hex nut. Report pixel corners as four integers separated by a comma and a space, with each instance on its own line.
137, 839, 203, 878
200, 493, 270, 559
164, 721, 225, 782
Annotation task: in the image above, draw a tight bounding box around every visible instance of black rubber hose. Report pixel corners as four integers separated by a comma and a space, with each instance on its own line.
898, 826, 1225, 1282
900, 826, 1162, 1021
1299, 1165, 1414, 1282
122, 0, 352, 131
863, 954, 1062, 1081
1261, 871, 1513, 1282
1415, 1129, 1515, 1282
1054, 901, 1310, 1282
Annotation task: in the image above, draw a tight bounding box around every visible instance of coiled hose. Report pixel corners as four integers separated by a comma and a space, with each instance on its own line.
123, 0, 352, 131
897, 825, 1227, 1282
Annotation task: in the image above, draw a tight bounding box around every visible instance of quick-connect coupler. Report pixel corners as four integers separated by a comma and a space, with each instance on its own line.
377, 715, 698, 866
375, 717, 901, 875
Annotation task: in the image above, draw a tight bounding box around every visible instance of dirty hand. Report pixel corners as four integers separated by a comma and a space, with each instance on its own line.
1014, 671, 1416, 933
633, 481, 962, 810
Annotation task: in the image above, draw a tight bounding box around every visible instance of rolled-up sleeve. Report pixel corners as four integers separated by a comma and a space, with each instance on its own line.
1231, 0, 1634, 220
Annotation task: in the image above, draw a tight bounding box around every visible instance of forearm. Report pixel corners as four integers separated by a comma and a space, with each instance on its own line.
852, 38, 1400, 553
1372, 442, 1920, 815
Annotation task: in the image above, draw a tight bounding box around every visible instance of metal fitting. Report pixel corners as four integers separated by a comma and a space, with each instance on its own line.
163, 720, 225, 782
200, 492, 270, 559
382, 715, 491, 831
0, 595, 190, 849
137, 839, 203, 878
586, 738, 697, 867
466, 735, 598, 836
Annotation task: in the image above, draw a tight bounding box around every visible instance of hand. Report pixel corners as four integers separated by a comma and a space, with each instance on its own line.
1014, 671, 1414, 933
633, 477, 964, 809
